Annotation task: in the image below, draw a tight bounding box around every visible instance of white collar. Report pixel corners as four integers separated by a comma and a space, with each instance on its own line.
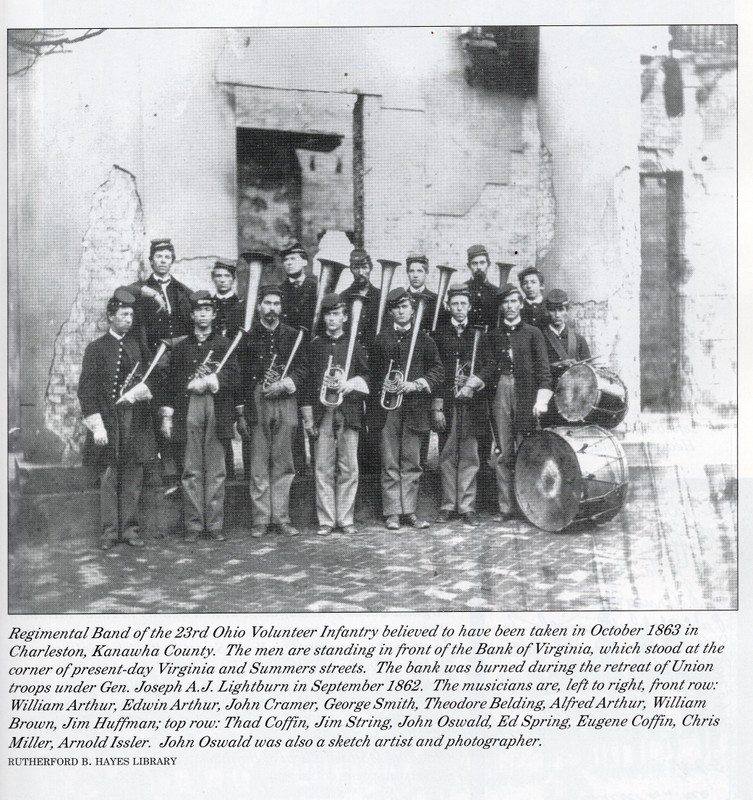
451, 318, 467, 332
213, 289, 236, 300
108, 329, 126, 341
526, 297, 543, 305
288, 274, 306, 287
393, 322, 412, 333
503, 318, 522, 328
549, 323, 566, 335
152, 273, 171, 284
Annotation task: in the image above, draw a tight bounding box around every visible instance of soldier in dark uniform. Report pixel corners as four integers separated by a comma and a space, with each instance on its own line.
341, 248, 382, 475
404, 252, 439, 467
211, 259, 244, 340
210, 259, 245, 480
278, 241, 318, 476
486, 284, 552, 521
372, 288, 445, 531
279, 241, 318, 332
235, 285, 308, 538
130, 238, 194, 355
301, 293, 370, 536
78, 288, 157, 550
465, 244, 500, 331
160, 292, 238, 543
126, 238, 194, 490
541, 288, 591, 378
519, 266, 549, 329
432, 285, 493, 525
404, 253, 438, 331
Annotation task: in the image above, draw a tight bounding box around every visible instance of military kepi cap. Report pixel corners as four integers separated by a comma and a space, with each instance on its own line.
149, 238, 175, 258
280, 241, 307, 259
257, 284, 283, 301
386, 287, 411, 308
349, 249, 373, 269
467, 244, 488, 261
406, 252, 429, 268
109, 287, 137, 309
545, 288, 569, 307
212, 259, 237, 276
498, 283, 523, 301
190, 290, 214, 309
241, 248, 275, 265
321, 293, 345, 312
446, 283, 471, 300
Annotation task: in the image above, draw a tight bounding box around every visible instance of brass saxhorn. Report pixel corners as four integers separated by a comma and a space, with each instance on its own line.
311, 257, 348, 337
432, 264, 457, 332
374, 258, 400, 336
380, 294, 427, 411
320, 296, 364, 407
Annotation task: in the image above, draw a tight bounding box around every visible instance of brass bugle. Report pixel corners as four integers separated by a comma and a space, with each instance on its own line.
311, 257, 348, 337
432, 264, 457, 332
374, 258, 400, 336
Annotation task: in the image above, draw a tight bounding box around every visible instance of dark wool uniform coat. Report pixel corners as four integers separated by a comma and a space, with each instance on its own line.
406, 287, 439, 332
77, 332, 157, 468
303, 334, 370, 429
467, 276, 500, 331
542, 323, 591, 378
486, 321, 552, 437
521, 298, 549, 329
371, 324, 445, 433
236, 321, 309, 426
341, 283, 381, 353
279, 275, 318, 333
130, 275, 194, 355
163, 331, 238, 442
213, 294, 245, 340
433, 325, 494, 439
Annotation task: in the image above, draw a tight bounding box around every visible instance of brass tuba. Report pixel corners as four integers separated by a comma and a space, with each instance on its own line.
380, 294, 427, 411
320, 296, 364, 407
374, 259, 400, 336
431, 264, 457, 332
311, 257, 348, 338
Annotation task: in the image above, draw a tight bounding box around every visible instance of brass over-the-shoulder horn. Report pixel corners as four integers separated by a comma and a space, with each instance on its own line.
432, 264, 457, 332
374, 258, 400, 336
311, 257, 348, 338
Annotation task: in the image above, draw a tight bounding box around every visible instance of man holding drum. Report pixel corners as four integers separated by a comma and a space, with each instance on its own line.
542, 288, 591, 380
486, 284, 552, 522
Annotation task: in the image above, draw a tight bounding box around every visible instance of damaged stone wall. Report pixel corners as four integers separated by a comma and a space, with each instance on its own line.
44, 166, 146, 465
640, 55, 737, 423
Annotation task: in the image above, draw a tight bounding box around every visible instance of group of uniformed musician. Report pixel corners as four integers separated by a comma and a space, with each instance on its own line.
78, 238, 591, 550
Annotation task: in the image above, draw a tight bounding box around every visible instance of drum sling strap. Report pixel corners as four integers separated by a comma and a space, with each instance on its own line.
544, 326, 577, 361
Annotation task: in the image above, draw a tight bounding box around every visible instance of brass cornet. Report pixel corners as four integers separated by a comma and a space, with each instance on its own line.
262, 354, 282, 390
119, 360, 141, 398
380, 359, 404, 411
189, 350, 216, 382
320, 296, 364, 408
320, 355, 346, 407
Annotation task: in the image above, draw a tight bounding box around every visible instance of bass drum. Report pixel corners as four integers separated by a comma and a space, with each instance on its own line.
514, 425, 628, 532
555, 363, 628, 428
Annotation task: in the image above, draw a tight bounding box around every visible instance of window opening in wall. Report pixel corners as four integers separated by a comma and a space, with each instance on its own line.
639, 171, 684, 412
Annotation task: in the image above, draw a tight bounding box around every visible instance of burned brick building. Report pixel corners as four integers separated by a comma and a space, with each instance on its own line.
8, 26, 737, 471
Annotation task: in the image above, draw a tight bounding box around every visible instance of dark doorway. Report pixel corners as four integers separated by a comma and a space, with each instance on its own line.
639, 172, 683, 412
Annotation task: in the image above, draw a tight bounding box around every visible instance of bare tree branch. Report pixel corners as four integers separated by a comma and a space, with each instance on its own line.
8, 29, 106, 76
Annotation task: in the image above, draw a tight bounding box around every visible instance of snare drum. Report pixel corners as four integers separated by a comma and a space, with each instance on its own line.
555, 363, 628, 428
514, 425, 628, 532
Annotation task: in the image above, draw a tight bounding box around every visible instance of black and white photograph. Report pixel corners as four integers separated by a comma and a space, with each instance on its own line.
7, 24, 737, 615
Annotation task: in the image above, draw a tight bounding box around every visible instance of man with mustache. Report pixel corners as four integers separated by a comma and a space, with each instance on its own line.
465, 244, 501, 331
235, 285, 308, 538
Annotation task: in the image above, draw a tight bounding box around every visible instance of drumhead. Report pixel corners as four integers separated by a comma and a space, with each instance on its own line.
514, 430, 583, 532
555, 363, 598, 422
